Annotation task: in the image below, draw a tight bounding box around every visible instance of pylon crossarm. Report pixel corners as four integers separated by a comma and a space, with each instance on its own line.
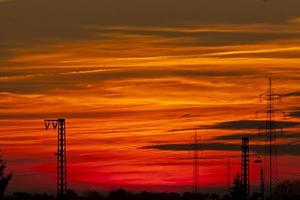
45, 119, 59, 130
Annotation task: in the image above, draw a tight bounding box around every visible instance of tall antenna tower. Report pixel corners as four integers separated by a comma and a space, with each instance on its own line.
256, 77, 285, 199
241, 136, 250, 200
193, 128, 200, 194
254, 158, 264, 200
44, 119, 67, 200
227, 158, 231, 193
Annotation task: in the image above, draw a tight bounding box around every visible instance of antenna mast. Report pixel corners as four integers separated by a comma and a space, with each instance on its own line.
227, 158, 231, 193
241, 136, 250, 200
193, 128, 200, 194
254, 158, 265, 200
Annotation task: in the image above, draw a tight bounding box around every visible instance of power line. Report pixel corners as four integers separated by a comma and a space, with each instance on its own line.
254, 157, 264, 200
227, 158, 231, 193
193, 128, 200, 194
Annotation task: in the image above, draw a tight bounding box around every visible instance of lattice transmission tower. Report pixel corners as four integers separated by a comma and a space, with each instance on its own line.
254, 157, 265, 200
256, 77, 285, 200
193, 128, 200, 194
44, 119, 67, 200
241, 136, 250, 200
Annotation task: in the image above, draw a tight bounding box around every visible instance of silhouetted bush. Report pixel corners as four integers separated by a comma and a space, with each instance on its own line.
3, 181, 300, 200
273, 180, 300, 200
0, 158, 12, 198
208, 193, 220, 200
250, 192, 260, 200
182, 192, 193, 200
221, 194, 230, 200
230, 173, 243, 200
83, 190, 104, 200
168, 192, 181, 200
106, 189, 133, 200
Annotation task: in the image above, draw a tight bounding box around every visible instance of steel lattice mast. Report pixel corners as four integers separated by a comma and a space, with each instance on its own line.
193, 128, 199, 194
254, 158, 264, 200
227, 158, 231, 193
241, 136, 250, 200
45, 119, 67, 200
256, 77, 285, 200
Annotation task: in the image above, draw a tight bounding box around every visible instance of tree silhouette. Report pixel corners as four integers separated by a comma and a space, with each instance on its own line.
169, 192, 181, 200
0, 158, 12, 198
273, 180, 300, 200
106, 189, 133, 200
221, 194, 231, 200
209, 193, 220, 200
230, 173, 243, 200
250, 192, 261, 200
83, 190, 104, 200
66, 189, 78, 200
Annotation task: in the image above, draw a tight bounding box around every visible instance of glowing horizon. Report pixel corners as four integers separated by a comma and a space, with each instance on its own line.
1, 0, 300, 194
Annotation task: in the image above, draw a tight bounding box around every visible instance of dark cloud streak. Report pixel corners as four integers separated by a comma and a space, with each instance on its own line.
141, 142, 300, 156
206, 120, 300, 130
0, 68, 262, 93
1, 0, 300, 61
212, 131, 300, 141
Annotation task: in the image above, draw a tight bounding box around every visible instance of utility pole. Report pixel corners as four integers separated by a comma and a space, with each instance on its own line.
256, 77, 285, 200
241, 136, 250, 200
193, 128, 200, 194
227, 158, 231, 193
45, 119, 67, 200
254, 158, 264, 200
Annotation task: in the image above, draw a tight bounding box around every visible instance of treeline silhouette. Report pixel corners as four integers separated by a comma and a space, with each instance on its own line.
3, 181, 300, 200
2, 189, 236, 200
1, 156, 300, 200
0, 158, 12, 199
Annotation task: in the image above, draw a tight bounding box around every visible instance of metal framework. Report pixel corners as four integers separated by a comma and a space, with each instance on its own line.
227, 158, 231, 192
256, 77, 285, 199
255, 158, 265, 200
241, 136, 249, 200
45, 119, 67, 200
193, 128, 200, 194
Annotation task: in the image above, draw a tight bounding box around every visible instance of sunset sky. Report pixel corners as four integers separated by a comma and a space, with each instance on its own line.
1, 0, 300, 194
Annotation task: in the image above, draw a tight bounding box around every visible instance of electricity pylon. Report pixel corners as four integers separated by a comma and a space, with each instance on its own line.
241, 136, 250, 200
227, 158, 231, 193
193, 128, 200, 194
256, 77, 285, 200
254, 157, 264, 200
44, 119, 67, 200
